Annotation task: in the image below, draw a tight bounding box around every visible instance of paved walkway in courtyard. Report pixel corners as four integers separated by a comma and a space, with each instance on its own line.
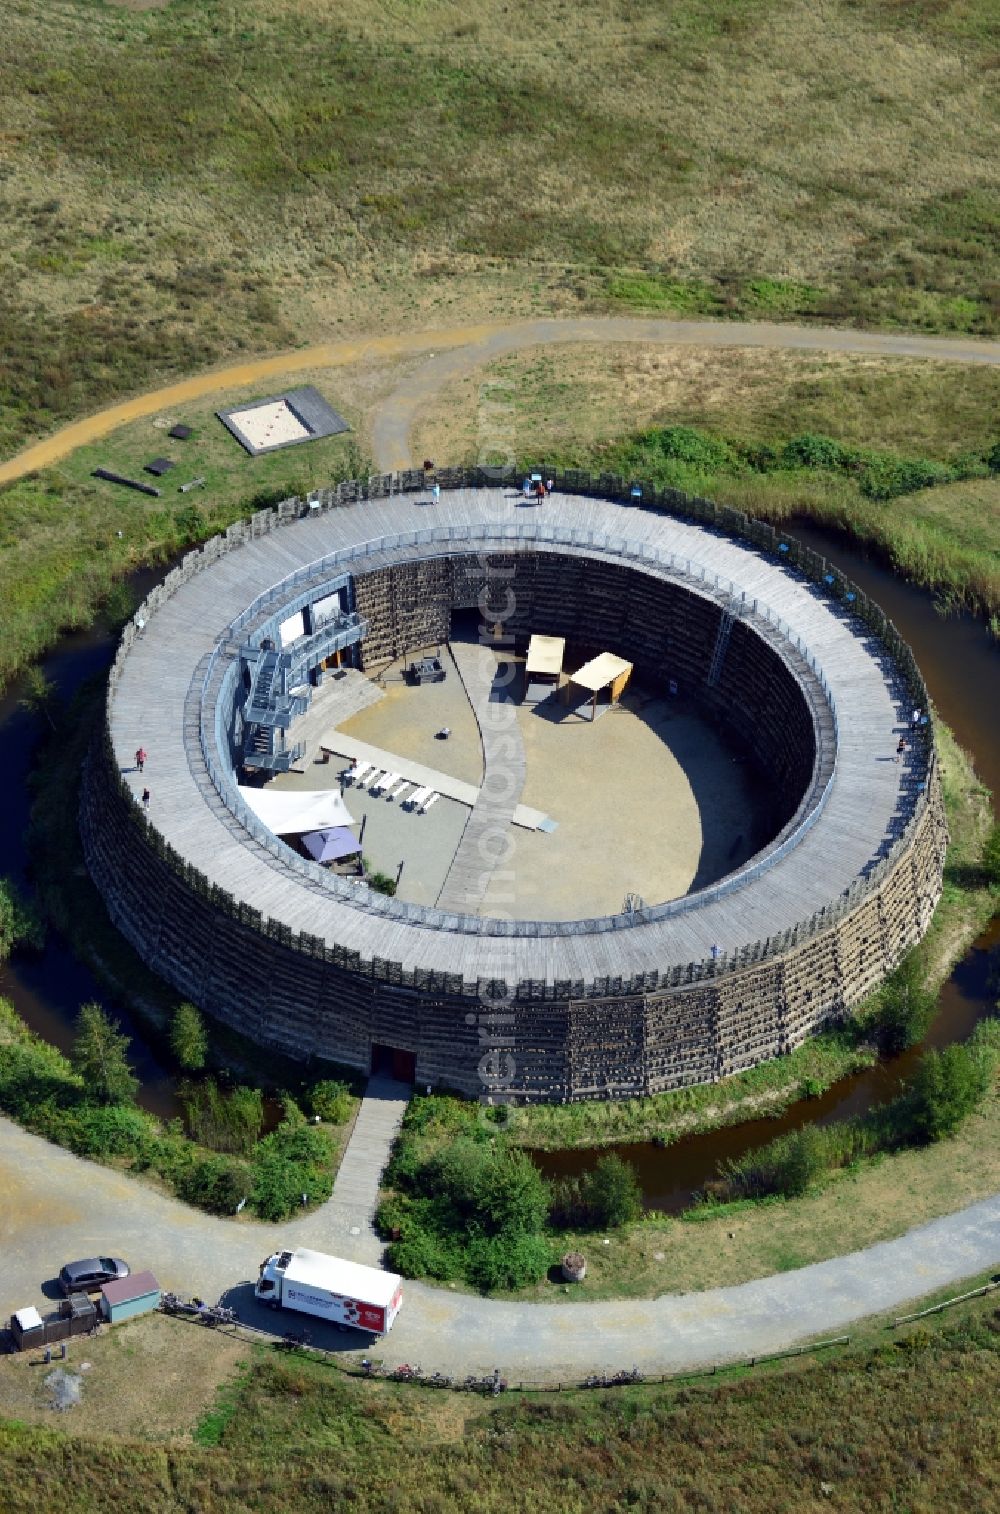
319, 730, 547, 830
3, 1114, 999, 1379
436, 639, 529, 913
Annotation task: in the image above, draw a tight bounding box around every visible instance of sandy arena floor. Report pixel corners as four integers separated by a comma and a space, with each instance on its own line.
271, 640, 764, 919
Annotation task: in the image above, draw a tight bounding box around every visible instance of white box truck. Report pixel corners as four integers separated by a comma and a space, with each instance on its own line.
255, 1247, 403, 1336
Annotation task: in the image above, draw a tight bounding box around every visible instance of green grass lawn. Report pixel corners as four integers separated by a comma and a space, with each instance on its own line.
0, 397, 366, 690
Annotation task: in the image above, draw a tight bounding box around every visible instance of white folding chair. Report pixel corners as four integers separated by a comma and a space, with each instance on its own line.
419, 792, 439, 814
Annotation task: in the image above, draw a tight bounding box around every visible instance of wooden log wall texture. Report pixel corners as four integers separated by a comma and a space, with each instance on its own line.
81, 740, 946, 1099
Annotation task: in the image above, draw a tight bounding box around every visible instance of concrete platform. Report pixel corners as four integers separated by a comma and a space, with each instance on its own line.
321, 732, 550, 832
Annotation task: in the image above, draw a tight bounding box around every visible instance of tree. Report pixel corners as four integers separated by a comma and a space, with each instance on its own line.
170, 1001, 208, 1072
72, 1002, 139, 1105
869, 952, 936, 1056
18, 666, 58, 732
583, 1153, 644, 1226
907, 1044, 991, 1143
472, 1142, 551, 1237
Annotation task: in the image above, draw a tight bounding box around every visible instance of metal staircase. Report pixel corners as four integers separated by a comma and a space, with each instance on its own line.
237, 575, 368, 774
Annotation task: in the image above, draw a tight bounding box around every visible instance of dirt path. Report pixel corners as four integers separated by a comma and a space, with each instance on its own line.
2, 317, 998, 484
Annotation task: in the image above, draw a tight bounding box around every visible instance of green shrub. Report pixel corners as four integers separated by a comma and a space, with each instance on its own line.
279, 1093, 307, 1126
583, 1154, 643, 1227
651, 424, 734, 472
464, 1230, 551, 1292
178, 1154, 252, 1214
179, 1077, 262, 1156
0, 877, 44, 960
550, 1154, 643, 1229
423, 1137, 550, 1236
858, 453, 952, 500
383, 1129, 552, 1292
385, 1218, 465, 1283
862, 951, 937, 1055
170, 1001, 208, 1072
251, 1120, 335, 1221
0, 1036, 82, 1119
905, 1043, 992, 1143
720, 1122, 836, 1200
781, 433, 852, 471
307, 1079, 352, 1124
55, 1102, 156, 1162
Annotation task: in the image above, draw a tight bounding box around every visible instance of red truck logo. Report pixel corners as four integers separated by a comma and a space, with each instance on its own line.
285, 1287, 385, 1332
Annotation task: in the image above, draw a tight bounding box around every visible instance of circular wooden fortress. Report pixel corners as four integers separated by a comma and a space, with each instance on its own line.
82, 471, 947, 1102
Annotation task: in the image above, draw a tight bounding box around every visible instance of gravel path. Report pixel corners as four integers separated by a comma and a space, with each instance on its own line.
3, 1115, 999, 1379
366, 316, 1000, 471
1, 316, 997, 483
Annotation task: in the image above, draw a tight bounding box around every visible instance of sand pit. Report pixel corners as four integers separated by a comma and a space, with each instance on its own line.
229, 399, 311, 450
217, 385, 350, 455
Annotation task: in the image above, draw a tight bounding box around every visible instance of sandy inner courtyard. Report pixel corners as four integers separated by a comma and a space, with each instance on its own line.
229, 399, 311, 449
270, 641, 765, 920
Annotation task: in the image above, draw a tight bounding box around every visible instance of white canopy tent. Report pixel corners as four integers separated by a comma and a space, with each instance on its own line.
238, 785, 356, 837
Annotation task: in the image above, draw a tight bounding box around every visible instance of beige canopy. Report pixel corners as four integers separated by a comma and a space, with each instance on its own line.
569, 652, 633, 693
526, 634, 566, 678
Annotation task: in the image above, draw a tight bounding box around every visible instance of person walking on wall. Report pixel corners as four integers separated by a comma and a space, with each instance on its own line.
135, 746, 147, 772
142, 787, 150, 811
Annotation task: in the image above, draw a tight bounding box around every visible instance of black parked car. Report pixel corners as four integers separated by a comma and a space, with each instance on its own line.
58, 1257, 130, 1296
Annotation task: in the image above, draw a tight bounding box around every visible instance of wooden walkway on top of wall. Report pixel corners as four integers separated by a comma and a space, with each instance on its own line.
108, 487, 915, 990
